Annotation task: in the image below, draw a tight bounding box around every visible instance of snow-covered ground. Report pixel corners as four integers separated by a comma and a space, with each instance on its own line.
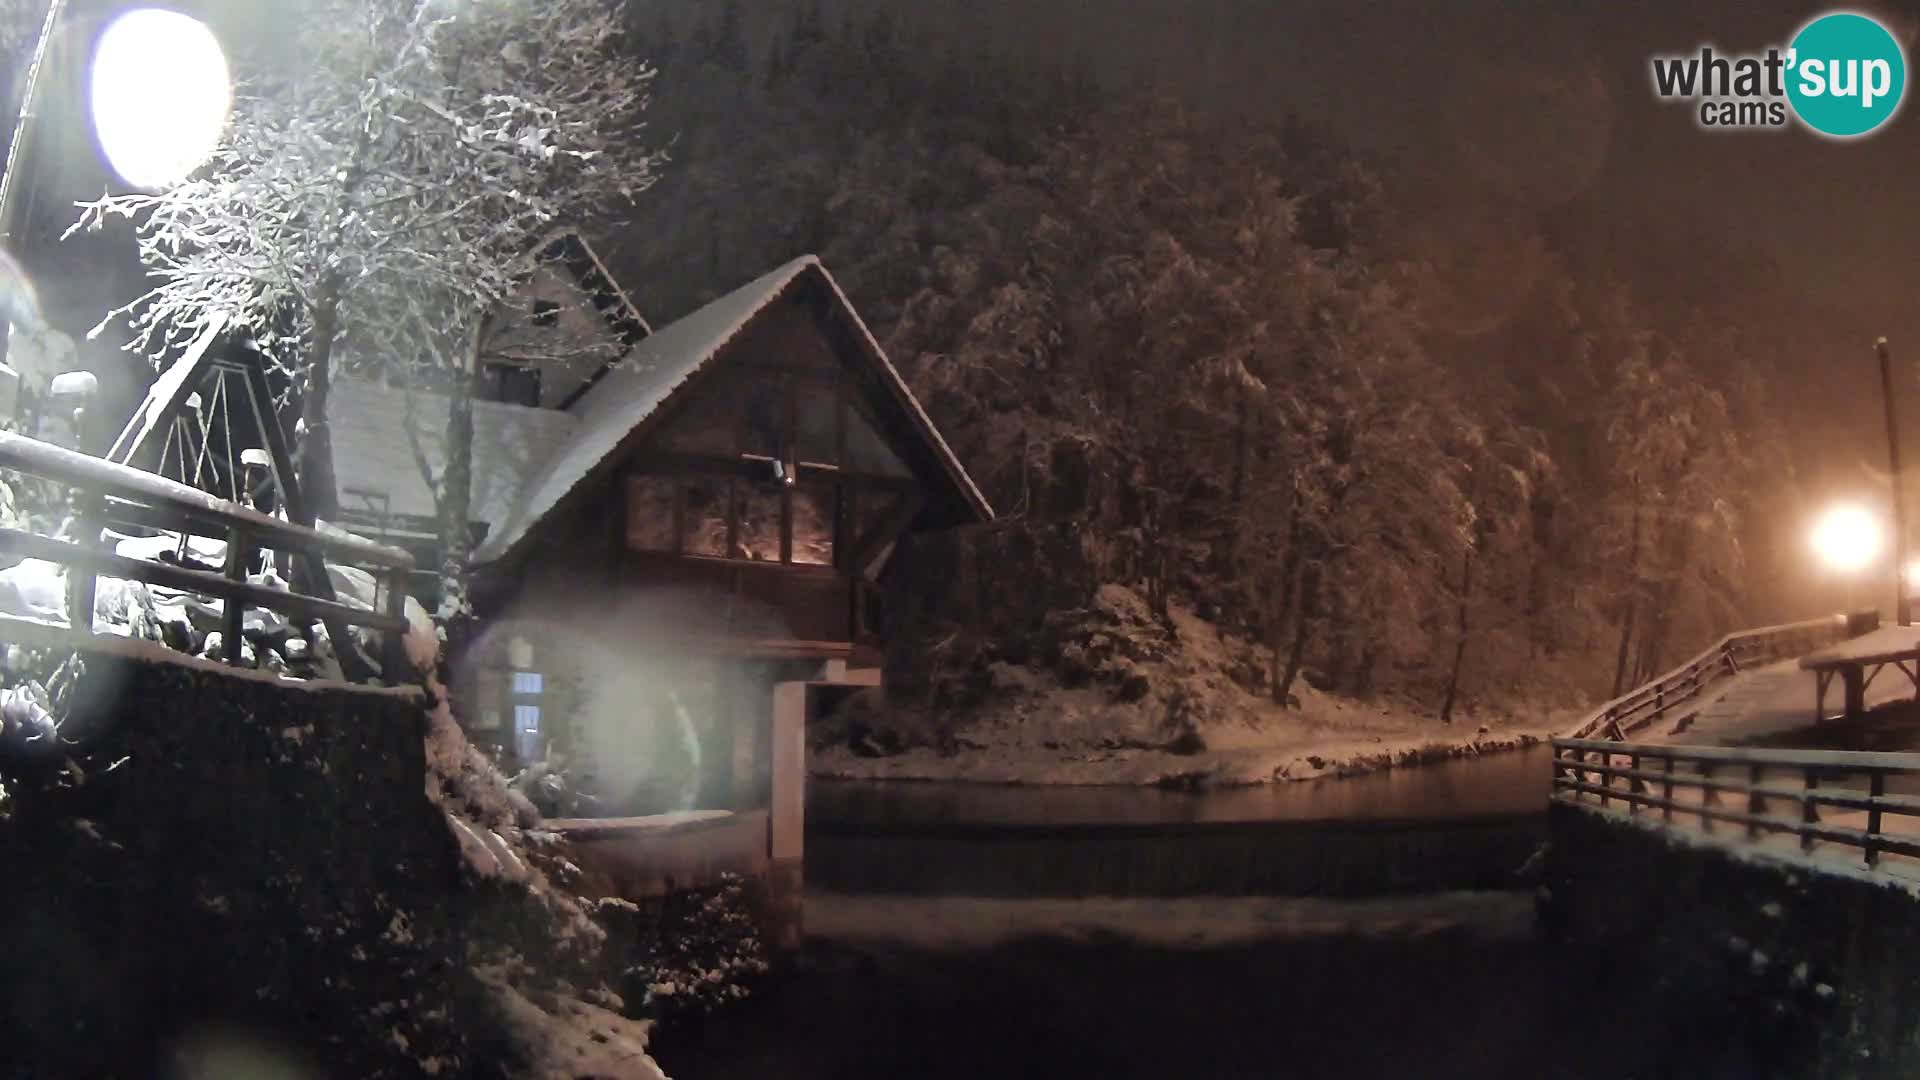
812, 721, 1553, 787
815, 585, 1568, 787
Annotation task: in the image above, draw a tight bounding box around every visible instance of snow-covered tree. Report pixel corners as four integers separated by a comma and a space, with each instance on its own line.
70, 0, 664, 613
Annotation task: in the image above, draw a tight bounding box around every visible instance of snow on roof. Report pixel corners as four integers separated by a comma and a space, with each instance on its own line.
331, 376, 579, 531
471, 256, 990, 567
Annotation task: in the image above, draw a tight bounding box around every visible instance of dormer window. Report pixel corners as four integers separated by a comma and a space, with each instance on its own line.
531, 299, 561, 328
480, 360, 541, 407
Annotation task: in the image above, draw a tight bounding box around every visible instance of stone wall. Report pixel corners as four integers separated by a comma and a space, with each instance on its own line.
0, 644, 474, 1077
1544, 802, 1920, 1078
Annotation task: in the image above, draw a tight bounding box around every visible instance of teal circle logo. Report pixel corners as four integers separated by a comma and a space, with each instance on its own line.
1787, 12, 1907, 137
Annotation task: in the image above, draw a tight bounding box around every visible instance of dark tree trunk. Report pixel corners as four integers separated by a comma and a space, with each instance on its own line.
437, 311, 493, 620
1610, 491, 1644, 698
1268, 505, 1305, 702
1439, 546, 1474, 725
294, 274, 345, 526
1275, 561, 1321, 704
1355, 643, 1382, 698
1325, 625, 1351, 693
1638, 523, 1695, 687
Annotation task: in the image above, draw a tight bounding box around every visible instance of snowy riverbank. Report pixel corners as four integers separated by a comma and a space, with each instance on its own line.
816, 584, 1574, 788
810, 723, 1553, 787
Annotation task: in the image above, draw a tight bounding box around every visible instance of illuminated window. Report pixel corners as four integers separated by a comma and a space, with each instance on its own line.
511, 671, 543, 695
792, 481, 836, 566
736, 479, 784, 561
683, 477, 731, 557
626, 475, 676, 553
514, 705, 541, 734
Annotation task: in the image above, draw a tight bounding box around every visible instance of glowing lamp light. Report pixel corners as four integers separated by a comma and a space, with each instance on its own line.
1811, 504, 1884, 575
89, 9, 231, 190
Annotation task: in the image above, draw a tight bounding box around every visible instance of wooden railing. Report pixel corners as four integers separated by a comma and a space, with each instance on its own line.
0, 430, 417, 682
1553, 737, 1920, 870
1564, 616, 1857, 741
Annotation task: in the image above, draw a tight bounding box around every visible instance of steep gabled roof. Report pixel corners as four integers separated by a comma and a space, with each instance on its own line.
470, 256, 992, 567
331, 377, 578, 531
540, 230, 652, 370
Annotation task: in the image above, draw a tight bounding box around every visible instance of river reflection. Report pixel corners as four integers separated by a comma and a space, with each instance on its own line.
809, 744, 1552, 827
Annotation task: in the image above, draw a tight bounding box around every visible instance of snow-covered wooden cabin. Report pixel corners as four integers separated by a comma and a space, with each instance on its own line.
331, 245, 991, 944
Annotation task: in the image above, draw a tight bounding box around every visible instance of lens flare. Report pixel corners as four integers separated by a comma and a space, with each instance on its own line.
90, 9, 231, 190
1811, 504, 1884, 575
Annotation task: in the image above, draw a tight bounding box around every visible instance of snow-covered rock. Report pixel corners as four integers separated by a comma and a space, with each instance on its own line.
0, 559, 64, 621
93, 576, 160, 640
327, 563, 380, 611
0, 681, 54, 747
112, 531, 227, 566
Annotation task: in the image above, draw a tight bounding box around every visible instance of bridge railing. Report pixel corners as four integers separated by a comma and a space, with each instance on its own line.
1564, 616, 1857, 741
0, 430, 417, 682
1553, 737, 1920, 871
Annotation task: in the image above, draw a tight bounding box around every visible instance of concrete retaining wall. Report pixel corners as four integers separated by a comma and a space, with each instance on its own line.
1544, 801, 1920, 1078
0, 641, 472, 1077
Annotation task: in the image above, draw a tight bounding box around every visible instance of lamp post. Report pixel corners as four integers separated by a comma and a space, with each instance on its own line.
0, 4, 231, 440
88, 7, 232, 191
1878, 337, 1912, 626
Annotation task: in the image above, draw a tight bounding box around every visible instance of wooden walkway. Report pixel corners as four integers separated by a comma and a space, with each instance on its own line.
1672, 659, 1916, 744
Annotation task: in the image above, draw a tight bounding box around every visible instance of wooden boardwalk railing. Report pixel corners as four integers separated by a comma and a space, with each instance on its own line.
1564, 616, 1857, 741
1553, 737, 1920, 872
0, 430, 416, 682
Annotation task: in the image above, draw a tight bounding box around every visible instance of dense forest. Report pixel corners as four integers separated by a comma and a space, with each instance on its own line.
595, 0, 1898, 727
0, 1, 1873, 727
597, 1, 1880, 721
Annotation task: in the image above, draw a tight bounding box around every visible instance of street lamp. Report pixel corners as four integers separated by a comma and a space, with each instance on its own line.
1812, 503, 1886, 616
0, 4, 232, 423
89, 8, 232, 190
1812, 503, 1885, 578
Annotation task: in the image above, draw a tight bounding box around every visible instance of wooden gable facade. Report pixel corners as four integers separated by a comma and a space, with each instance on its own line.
471, 260, 989, 665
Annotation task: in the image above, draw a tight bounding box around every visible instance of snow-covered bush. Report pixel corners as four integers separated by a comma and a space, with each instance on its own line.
620, 872, 771, 1031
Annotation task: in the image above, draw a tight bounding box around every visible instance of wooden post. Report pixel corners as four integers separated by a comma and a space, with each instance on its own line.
64, 491, 100, 634
1700, 762, 1716, 833
1844, 666, 1867, 722
0, 0, 68, 255
1880, 338, 1911, 627
768, 680, 807, 952
1802, 768, 1819, 853
1866, 771, 1886, 867
1663, 756, 1675, 823
1746, 763, 1764, 840
382, 567, 410, 683
223, 526, 248, 663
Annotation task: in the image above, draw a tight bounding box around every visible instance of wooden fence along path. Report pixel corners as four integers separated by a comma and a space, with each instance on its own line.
0, 429, 416, 682
1563, 617, 1855, 741
1553, 737, 1920, 878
